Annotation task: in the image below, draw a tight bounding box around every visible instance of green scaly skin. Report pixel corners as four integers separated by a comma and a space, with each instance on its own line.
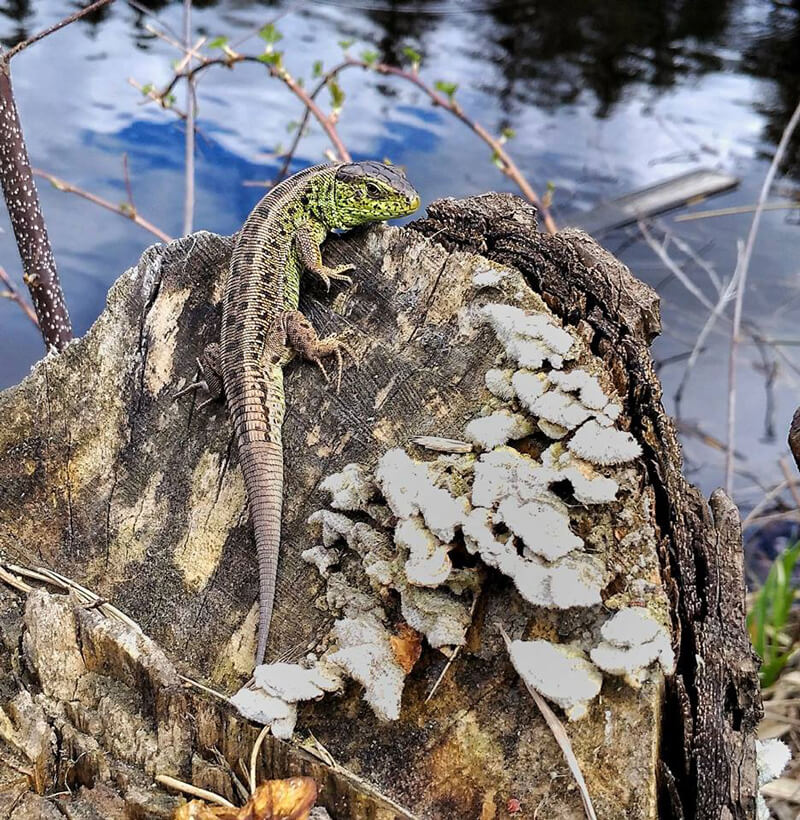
218, 161, 419, 667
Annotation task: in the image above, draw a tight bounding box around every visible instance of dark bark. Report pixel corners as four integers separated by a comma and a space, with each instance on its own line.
0, 62, 71, 350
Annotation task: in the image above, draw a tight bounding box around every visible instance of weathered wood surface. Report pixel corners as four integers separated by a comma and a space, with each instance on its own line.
0, 194, 761, 819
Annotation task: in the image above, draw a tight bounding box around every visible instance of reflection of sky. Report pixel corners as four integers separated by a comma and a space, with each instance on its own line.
0, 0, 799, 505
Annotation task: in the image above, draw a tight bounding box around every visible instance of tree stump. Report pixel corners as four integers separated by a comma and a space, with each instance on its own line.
0, 195, 761, 819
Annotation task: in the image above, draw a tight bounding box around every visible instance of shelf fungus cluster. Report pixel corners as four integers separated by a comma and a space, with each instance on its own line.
234, 261, 674, 732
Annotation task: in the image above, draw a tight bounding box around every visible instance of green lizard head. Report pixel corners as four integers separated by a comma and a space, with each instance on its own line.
329, 161, 420, 229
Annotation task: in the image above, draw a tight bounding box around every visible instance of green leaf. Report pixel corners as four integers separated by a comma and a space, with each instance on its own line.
338, 39, 354, 50
402, 46, 421, 65
286, 120, 300, 133
312, 60, 323, 78
257, 51, 283, 66
328, 78, 345, 110
208, 36, 228, 49
434, 80, 458, 99
165, 93, 177, 107
361, 49, 378, 67
140, 83, 153, 96
259, 23, 283, 44
747, 541, 800, 687
501, 127, 516, 140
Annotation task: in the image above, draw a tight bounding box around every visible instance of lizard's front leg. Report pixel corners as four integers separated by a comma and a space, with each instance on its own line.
174, 342, 224, 409
294, 224, 354, 291
282, 310, 356, 392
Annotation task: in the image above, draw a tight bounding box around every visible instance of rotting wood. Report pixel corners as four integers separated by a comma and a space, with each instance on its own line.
0, 195, 761, 819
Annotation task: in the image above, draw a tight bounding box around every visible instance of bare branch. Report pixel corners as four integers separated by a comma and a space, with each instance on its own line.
33, 168, 173, 244
182, 1, 196, 237
0, 264, 38, 327
152, 51, 350, 163
273, 57, 556, 233
122, 153, 135, 210
6, 0, 116, 61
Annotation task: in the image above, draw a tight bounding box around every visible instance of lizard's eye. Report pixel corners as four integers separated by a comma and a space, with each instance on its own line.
365, 181, 380, 197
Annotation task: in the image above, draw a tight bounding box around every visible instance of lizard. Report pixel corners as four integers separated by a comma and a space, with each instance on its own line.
179, 160, 420, 667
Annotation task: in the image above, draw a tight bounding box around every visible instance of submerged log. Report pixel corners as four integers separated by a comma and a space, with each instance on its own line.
0, 195, 761, 819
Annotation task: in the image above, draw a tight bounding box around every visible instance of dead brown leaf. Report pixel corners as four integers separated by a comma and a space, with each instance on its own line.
390, 623, 422, 674
173, 777, 318, 820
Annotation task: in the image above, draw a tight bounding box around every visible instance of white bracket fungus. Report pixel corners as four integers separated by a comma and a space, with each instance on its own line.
478, 303, 575, 370
568, 420, 642, 466
281, 292, 667, 734
464, 410, 535, 450
375, 448, 467, 541
325, 615, 408, 722
506, 638, 603, 720
590, 607, 674, 687
319, 463, 377, 512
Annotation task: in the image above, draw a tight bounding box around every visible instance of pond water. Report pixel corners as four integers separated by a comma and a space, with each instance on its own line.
0, 0, 799, 548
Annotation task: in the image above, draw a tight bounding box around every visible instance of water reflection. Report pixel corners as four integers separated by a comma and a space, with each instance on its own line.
0, 0, 798, 511
744, 1, 800, 175
483, 0, 732, 115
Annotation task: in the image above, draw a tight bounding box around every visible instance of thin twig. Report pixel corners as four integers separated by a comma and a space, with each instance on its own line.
178, 673, 231, 703
780, 458, 800, 511
726, 97, 800, 494
361, 58, 557, 233
155, 774, 235, 808
675, 201, 800, 223
127, 77, 189, 121
741, 479, 790, 528
674, 267, 737, 417
639, 220, 716, 312
425, 594, 479, 702
0, 264, 38, 327
33, 168, 173, 244
6, 0, 116, 60
278, 57, 555, 232
273, 59, 350, 184
182, 0, 196, 236
0, 564, 33, 594
152, 52, 350, 163
122, 153, 135, 211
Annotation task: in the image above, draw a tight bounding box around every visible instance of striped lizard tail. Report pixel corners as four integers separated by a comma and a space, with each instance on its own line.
238, 435, 283, 667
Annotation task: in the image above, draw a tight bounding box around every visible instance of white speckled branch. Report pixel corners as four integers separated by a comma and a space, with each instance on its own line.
0, 62, 71, 350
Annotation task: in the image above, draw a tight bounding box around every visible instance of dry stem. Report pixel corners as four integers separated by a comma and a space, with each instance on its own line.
726, 97, 800, 494
0, 264, 38, 327
33, 168, 173, 244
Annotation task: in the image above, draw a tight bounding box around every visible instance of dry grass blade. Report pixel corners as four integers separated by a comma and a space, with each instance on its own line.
761, 777, 800, 801
249, 725, 271, 795
498, 625, 598, 820
0, 564, 33, 594
779, 457, 800, 510
1, 560, 144, 634
156, 773, 236, 808
741, 479, 790, 528
675, 201, 800, 222
726, 96, 800, 494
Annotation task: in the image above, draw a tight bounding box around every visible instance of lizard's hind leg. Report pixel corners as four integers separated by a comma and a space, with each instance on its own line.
174, 342, 224, 409
283, 311, 357, 393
